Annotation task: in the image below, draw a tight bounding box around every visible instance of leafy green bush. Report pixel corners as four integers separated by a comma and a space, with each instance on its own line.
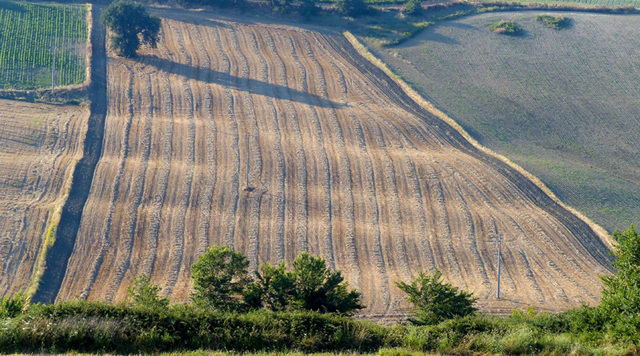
0, 293, 27, 318
403, 0, 423, 16
396, 269, 477, 325
535, 14, 571, 29
190, 245, 252, 312
488, 20, 524, 35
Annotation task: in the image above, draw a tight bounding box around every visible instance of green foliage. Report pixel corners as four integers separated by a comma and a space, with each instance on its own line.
0, 301, 386, 353
536, 14, 572, 29
396, 269, 477, 325
248, 253, 364, 315
599, 226, 640, 322
488, 20, 524, 35
0, 1, 87, 89
126, 274, 169, 310
190, 245, 252, 312
403, 0, 423, 16
337, 0, 370, 17
0, 292, 27, 318
101, 0, 160, 58
289, 252, 364, 314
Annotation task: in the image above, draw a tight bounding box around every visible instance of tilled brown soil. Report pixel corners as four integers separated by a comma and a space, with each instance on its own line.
55, 8, 612, 316
0, 100, 88, 297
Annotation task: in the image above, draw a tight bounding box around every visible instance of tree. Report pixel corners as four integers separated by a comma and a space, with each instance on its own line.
246, 253, 363, 314
127, 274, 169, 310
101, 0, 160, 58
288, 252, 364, 314
190, 245, 251, 312
245, 262, 295, 311
403, 0, 422, 16
599, 226, 640, 318
336, 0, 369, 17
396, 269, 477, 325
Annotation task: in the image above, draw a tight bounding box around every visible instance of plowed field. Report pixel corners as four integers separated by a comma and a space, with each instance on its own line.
54, 8, 612, 316
0, 100, 88, 296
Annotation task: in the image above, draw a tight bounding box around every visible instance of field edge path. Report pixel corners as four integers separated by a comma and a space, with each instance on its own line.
32, 6, 108, 304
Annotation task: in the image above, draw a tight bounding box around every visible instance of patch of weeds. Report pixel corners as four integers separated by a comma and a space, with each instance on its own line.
488, 20, 524, 35
535, 14, 572, 29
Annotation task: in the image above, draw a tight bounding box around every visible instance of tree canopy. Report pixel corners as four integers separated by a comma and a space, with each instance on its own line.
190, 245, 252, 312
396, 269, 477, 325
191, 247, 363, 314
599, 226, 640, 318
101, 0, 161, 58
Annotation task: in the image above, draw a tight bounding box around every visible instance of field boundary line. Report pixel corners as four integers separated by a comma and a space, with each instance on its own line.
342, 31, 614, 249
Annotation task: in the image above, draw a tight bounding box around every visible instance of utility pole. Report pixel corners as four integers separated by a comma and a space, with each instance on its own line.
491, 233, 504, 299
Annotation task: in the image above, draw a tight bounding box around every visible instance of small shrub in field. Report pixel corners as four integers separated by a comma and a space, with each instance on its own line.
404, 0, 423, 16
0, 293, 27, 318
536, 14, 571, 29
489, 20, 523, 36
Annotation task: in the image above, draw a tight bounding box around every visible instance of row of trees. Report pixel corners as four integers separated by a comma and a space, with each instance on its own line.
129, 225, 640, 325
127, 244, 477, 323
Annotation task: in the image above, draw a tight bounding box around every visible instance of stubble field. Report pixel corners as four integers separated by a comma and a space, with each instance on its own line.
47, 8, 614, 317
0, 99, 88, 297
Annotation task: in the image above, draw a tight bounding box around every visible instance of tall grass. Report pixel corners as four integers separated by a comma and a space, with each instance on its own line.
1, 299, 638, 354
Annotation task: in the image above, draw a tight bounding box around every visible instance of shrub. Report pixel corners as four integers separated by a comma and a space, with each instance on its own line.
336, 0, 369, 17
404, 0, 423, 16
0, 293, 27, 318
190, 245, 252, 312
598, 226, 640, 331
488, 20, 523, 36
396, 269, 477, 325
127, 274, 169, 310
248, 253, 364, 315
535, 14, 571, 29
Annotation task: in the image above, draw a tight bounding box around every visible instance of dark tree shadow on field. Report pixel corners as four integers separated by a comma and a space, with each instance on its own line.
139, 54, 345, 108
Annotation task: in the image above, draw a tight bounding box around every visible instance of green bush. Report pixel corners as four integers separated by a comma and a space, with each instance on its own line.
535, 14, 571, 29
488, 20, 524, 35
403, 0, 423, 16
396, 269, 477, 325
0, 293, 27, 318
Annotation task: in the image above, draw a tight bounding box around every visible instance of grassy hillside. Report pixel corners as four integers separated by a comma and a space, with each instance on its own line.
370, 11, 640, 232
0, 1, 88, 89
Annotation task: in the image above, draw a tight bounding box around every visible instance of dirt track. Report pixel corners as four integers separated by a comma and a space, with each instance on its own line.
0, 99, 88, 297
52, 8, 612, 316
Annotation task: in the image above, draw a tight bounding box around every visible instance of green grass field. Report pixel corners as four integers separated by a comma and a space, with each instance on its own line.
369, 11, 640, 232
0, 1, 88, 90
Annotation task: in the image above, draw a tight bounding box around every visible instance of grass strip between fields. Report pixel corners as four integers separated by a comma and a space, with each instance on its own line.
342, 31, 614, 249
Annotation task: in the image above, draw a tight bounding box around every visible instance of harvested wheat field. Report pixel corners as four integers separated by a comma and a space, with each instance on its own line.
0, 99, 88, 297
54, 8, 612, 317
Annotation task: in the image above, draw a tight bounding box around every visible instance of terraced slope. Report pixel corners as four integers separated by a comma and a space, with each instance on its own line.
372, 12, 640, 234
0, 100, 88, 297
55, 8, 612, 316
